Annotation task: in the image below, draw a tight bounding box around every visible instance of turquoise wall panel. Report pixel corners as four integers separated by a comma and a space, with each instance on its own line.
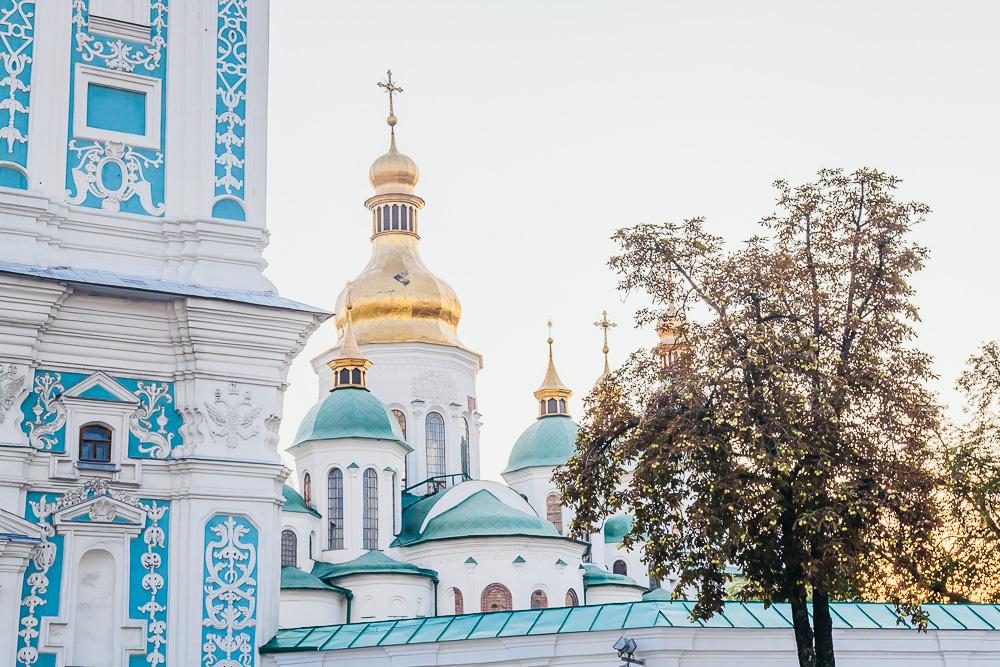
86, 83, 147, 135
214, 0, 248, 221
201, 513, 259, 666
0, 1, 36, 191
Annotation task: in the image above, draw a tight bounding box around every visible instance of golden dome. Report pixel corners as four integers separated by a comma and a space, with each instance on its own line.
369, 134, 419, 195
333, 234, 466, 349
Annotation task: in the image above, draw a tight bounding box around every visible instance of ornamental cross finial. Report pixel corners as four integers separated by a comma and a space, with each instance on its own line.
546, 320, 554, 358
594, 311, 617, 353
377, 69, 403, 132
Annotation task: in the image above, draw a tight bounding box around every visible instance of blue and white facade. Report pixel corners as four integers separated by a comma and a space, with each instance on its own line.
0, 2, 325, 666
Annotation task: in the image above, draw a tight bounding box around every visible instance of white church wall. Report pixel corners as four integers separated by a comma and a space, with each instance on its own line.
334, 573, 434, 622
584, 584, 644, 606
279, 589, 347, 629
281, 511, 321, 569
288, 437, 406, 562
397, 537, 586, 614
604, 543, 651, 589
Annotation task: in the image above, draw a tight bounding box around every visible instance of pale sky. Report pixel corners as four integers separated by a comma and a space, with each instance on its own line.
265, 1, 1000, 481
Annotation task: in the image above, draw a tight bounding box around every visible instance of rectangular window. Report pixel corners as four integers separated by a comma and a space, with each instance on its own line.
86, 83, 147, 136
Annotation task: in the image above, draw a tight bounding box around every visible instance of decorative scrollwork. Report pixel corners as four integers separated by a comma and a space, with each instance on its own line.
0, 0, 34, 155
204, 382, 261, 449
26, 372, 65, 451
72, 0, 167, 73
66, 140, 165, 215
215, 0, 248, 200
201, 514, 257, 667
130, 381, 175, 459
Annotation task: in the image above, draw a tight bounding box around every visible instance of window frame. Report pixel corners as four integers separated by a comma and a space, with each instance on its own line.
327, 467, 344, 550
79, 423, 113, 464
280, 529, 297, 568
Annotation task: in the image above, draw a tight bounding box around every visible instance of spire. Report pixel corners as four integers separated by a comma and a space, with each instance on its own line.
656, 301, 689, 374
327, 284, 373, 390
534, 320, 572, 418
593, 310, 617, 381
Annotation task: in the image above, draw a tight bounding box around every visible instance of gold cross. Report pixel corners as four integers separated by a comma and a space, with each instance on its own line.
594, 311, 617, 354
546, 320, 554, 357
377, 69, 403, 118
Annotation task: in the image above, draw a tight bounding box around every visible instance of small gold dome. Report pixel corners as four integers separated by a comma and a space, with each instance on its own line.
369, 135, 419, 195
334, 234, 465, 349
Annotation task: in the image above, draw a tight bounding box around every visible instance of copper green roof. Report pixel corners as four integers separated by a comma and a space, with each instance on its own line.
261, 601, 1000, 654
581, 563, 646, 590
280, 567, 351, 596
312, 550, 437, 581
293, 387, 411, 448
503, 415, 578, 474
282, 485, 321, 518
391, 488, 563, 547
603, 513, 633, 544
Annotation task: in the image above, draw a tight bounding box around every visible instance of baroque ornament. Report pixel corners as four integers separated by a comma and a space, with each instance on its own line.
205, 382, 261, 449
26, 372, 65, 450
72, 0, 167, 73
201, 514, 257, 667
0, 0, 34, 155
16, 480, 169, 667
215, 0, 248, 200
66, 140, 165, 215
0, 362, 25, 424
130, 381, 175, 459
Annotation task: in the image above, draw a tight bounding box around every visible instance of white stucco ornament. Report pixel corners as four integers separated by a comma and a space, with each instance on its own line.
205, 382, 262, 448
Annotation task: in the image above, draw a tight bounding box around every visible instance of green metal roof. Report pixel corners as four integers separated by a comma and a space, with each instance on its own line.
261, 600, 1000, 653
292, 387, 411, 448
642, 588, 672, 601
581, 563, 646, 590
503, 415, 579, 474
282, 485, 321, 518
603, 513, 633, 544
312, 550, 437, 581
280, 567, 350, 596
391, 488, 562, 547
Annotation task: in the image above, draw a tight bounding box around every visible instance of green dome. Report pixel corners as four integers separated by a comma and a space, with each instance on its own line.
312, 550, 437, 581
280, 566, 350, 596
581, 563, 646, 590
642, 587, 672, 601
392, 485, 566, 547
503, 415, 579, 475
604, 513, 633, 544
292, 387, 409, 448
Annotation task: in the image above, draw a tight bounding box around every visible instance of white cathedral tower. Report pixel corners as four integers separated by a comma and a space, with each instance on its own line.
0, 2, 326, 666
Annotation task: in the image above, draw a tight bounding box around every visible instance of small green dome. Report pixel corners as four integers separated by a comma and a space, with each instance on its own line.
581, 563, 646, 590
392, 485, 564, 547
604, 513, 633, 544
293, 387, 409, 448
642, 587, 672, 601
312, 550, 437, 581
503, 415, 578, 475
282, 485, 321, 518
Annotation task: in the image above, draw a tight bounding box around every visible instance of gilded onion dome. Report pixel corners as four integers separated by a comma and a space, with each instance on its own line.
334, 72, 468, 351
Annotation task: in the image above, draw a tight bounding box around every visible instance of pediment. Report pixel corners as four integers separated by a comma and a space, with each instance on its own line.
0, 508, 44, 539
53, 494, 146, 527
62, 371, 139, 405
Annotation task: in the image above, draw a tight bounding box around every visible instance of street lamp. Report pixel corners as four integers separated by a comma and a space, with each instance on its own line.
613, 635, 643, 665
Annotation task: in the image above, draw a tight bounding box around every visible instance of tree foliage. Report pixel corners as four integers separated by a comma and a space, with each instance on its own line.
555, 169, 942, 667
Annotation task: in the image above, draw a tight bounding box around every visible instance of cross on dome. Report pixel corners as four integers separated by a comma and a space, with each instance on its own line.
377, 69, 403, 133
594, 310, 617, 379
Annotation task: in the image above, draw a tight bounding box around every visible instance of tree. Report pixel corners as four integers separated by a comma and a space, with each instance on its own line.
555, 169, 941, 667
871, 342, 1000, 604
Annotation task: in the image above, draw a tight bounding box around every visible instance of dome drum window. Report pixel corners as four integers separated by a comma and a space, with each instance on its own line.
372, 202, 418, 235
280, 529, 297, 568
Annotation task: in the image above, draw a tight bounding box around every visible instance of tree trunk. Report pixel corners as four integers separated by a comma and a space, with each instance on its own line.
789, 596, 816, 667
813, 590, 836, 667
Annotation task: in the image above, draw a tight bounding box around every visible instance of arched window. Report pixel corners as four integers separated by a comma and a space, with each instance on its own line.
612, 560, 628, 576
530, 589, 548, 609
539, 400, 547, 416
460, 417, 470, 477
327, 468, 344, 550
280, 529, 297, 567
80, 424, 112, 463
302, 473, 312, 505
376, 206, 382, 232
480, 583, 512, 613
559, 399, 566, 413
392, 409, 407, 440
391, 204, 399, 229
546, 494, 563, 534
565, 588, 579, 607
351, 368, 362, 385
308, 531, 315, 559
425, 412, 446, 479
547, 398, 558, 414
401, 205, 408, 230
363, 468, 378, 550
453, 588, 464, 615
339, 368, 350, 385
